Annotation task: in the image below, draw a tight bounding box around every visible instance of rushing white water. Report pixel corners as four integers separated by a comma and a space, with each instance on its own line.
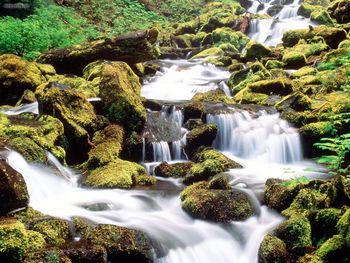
141, 60, 231, 101
4, 59, 328, 263
207, 110, 303, 163
0, 102, 39, 115
7, 150, 284, 263
248, 0, 315, 46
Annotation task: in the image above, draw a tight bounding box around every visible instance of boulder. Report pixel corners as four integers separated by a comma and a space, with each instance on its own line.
183, 101, 205, 123
0, 54, 54, 105
38, 28, 160, 75
244, 40, 272, 60
99, 62, 146, 133
82, 159, 155, 189
282, 26, 347, 49
185, 124, 218, 158
0, 159, 29, 215
248, 78, 293, 96
180, 181, 254, 222
328, 0, 350, 23
282, 52, 307, 68
310, 9, 334, 25
154, 162, 193, 178
36, 82, 101, 164
64, 243, 107, 263
258, 234, 290, 263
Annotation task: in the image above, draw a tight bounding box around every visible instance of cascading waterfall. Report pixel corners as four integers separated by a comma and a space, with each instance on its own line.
152, 141, 172, 162
248, 0, 315, 46
207, 110, 303, 163
0, 102, 39, 115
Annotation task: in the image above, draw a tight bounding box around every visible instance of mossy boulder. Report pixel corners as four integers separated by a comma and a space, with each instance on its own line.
315, 234, 347, 262
36, 82, 100, 164
328, 0, 350, 23
120, 132, 144, 162
184, 148, 242, 184
32, 218, 71, 246
313, 208, 342, 246
0, 219, 29, 263
0, 54, 53, 105
265, 59, 285, 69
0, 159, 29, 215
183, 101, 205, 122
274, 216, 312, 247
83, 159, 154, 189
85, 124, 124, 169
83, 224, 154, 263
264, 178, 303, 212
191, 47, 224, 59
282, 26, 347, 49
180, 181, 254, 222
184, 124, 218, 158
258, 234, 290, 263
63, 243, 107, 263
211, 27, 249, 50
291, 66, 317, 78
337, 209, 350, 246
0, 113, 65, 162
154, 162, 193, 178
276, 91, 312, 111
192, 89, 234, 104
282, 52, 307, 68
310, 9, 334, 25
248, 78, 293, 96
244, 40, 272, 60
99, 62, 146, 133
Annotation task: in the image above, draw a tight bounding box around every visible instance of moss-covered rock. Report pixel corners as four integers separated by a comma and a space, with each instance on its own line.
191, 47, 224, 59
192, 148, 242, 169
0, 159, 29, 215
291, 66, 317, 78
0, 54, 52, 105
315, 234, 346, 262
310, 9, 335, 25
258, 234, 290, 263
0, 113, 65, 162
244, 40, 272, 60
276, 91, 312, 111
183, 102, 205, 123
211, 27, 249, 50
328, 0, 350, 23
85, 124, 124, 169
0, 219, 29, 263
265, 59, 285, 69
185, 124, 217, 158
180, 181, 254, 222
83, 159, 153, 189
282, 26, 347, 49
248, 78, 293, 96
63, 243, 107, 263
120, 132, 144, 162
36, 82, 100, 164
32, 218, 70, 246
336, 209, 350, 246
274, 216, 312, 247
154, 162, 193, 178
192, 89, 234, 104
313, 208, 342, 246
7, 137, 47, 164
83, 224, 154, 262
282, 52, 307, 68
99, 62, 146, 133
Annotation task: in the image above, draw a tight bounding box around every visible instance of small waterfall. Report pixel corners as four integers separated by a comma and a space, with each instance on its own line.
1, 102, 39, 115
207, 111, 303, 163
218, 81, 232, 97
172, 140, 182, 160
152, 141, 172, 162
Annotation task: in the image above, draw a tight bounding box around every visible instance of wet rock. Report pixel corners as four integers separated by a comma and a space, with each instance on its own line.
0, 159, 29, 215
121, 132, 144, 162
0, 54, 54, 105
275, 216, 312, 247
38, 28, 160, 75
82, 159, 154, 189
264, 178, 303, 212
282, 52, 307, 68
276, 92, 312, 112
36, 82, 100, 164
184, 124, 218, 158
154, 162, 193, 178
267, 4, 284, 16
248, 78, 293, 96
8, 137, 47, 164
99, 62, 146, 133
310, 9, 334, 25
192, 89, 234, 104
328, 0, 350, 23
183, 101, 205, 123
184, 119, 204, 130
282, 26, 347, 49
64, 242, 107, 263
258, 234, 290, 263
180, 181, 254, 222
83, 224, 154, 263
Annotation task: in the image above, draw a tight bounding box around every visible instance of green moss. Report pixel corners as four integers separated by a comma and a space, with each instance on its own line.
336, 209, 350, 246
299, 121, 334, 138
135, 174, 157, 186
194, 148, 242, 169
211, 27, 249, 50
234, 88, 270, 105
191, 47, 224, 59
258, 234, 289, 263
8, 137, 47, 163
244, 40, 272, 60
316, 234, 346, 261
248, 78, 293, 95
0, 219, 29, 263
298, 3, 320, 17
275, 216, 312, 247
83, 159, 149, 189
265, 60, 285, 69
99, 63, 146, 133
26, 230, 46, 251
32, 218, 70, 246
192, 89, 234, 104
154, 162, 193, 178
282, 52, 307, 67
338, 39, 350, 49
291, 66, 317, 78
310, 9, 334, 25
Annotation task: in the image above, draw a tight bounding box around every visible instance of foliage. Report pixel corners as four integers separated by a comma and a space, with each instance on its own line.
0, 2, 98, 60
281, 176, 309, 188
314, 133, 350, 173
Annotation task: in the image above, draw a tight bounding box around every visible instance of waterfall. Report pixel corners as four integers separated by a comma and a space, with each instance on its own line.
152, 141, 172, 162
207, 111, 303, 163
1, 102, 39, 115
248, 0, 314, 46
172, 140, 182, 160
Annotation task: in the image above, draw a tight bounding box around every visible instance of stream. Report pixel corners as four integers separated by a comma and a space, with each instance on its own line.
3, 0, 329, 262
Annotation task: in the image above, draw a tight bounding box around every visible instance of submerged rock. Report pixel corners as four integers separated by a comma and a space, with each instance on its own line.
0, 159, 29, 215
